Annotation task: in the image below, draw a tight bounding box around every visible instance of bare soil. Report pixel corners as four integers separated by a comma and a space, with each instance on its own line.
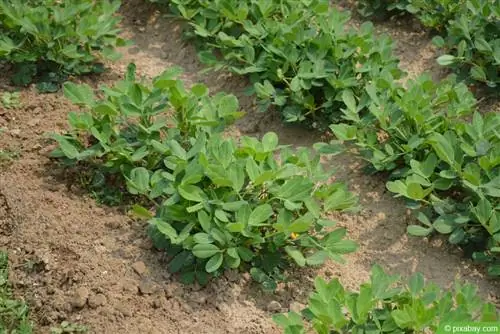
0, 1, 498, 333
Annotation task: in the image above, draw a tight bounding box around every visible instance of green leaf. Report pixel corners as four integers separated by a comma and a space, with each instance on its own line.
63, 82, 95, 106
127, 167, 150, 195
471, 66, 487, 82
169, 140, 187, 160
178, 184, 206, 202
245, 158, 260, 182
215, 209, 229, 222
472, 198, 492, 227
192, 244, 221, 259
193, 233, 214, 244
151, 218, 178, 241
330, 124, 357, 141
386, 180, 407, 197
226, 222, 244, 233
288, 214, 314, 233
222, 201, 247, 211
285, 246, 306, 267
191, 83, 208, 97
168, 251, 191, 273
248, 204, 273, 226
326, 240, 358, 254
408, 273, 424, 295
437, 54, 459, 66
428, 133, 455, 167
237, 247, 254, 261
273, 177, 313, 203
262, 132, 279, 152
205, 253, 223, 273
406, 183, 425, 200
432, 36, 445, 48
198, 211, 212, 233
53, 135, 79, 159
391, 309, 413, 328
407, 225, 432, 237
324, 187, 357, 211
306, 250, 329, 266
342, 89, 356, 112
433, 217, 454, 234
130, 205, 153, 219
449, 228, 465, 244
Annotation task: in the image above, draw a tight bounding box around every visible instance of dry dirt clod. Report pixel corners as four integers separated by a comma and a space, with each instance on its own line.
116, 304, 132, 317
88, 293, 107, 308
138, 279, 158, 295
27, 118, 40, 127
266, 300, 282, 312
187, 292, 207, 305
164, 282, 183, 298
10, 129, 21, 138
289, 302, 305, 313
224, 269, 240, 282
120, 278, 138, 293
132, 261, 147, 276
152, 296, 167, 309
70, 287, 89, 309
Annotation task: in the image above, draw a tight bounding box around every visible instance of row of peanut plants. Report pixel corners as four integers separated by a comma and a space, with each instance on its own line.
148, 0, 500, 278
358, 0, 500, 88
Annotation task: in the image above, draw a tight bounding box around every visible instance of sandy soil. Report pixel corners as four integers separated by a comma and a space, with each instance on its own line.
0, 1, 498, 333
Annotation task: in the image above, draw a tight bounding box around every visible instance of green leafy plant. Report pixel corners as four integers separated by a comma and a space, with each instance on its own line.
434, 0, 500, 87
0, 0, 128, 90
51, 63, 241, 198
357, 0, 409, 19
331, 73, 476, 172
357, 0, 463, 30
50, 322, 88, 334
143, 132, 359, 289
52, 63, 359, 288
0, 251, 33, 334
274, 264, 498, 333
406, 0, 465, 30
326, 72, 500, 277
1, 92, 20, 109
160, 0, 403, 129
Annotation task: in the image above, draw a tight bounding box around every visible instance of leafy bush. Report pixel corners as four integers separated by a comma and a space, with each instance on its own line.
328, 73, 500, 277
406, 0, 465, 30
357, 0, 463, 30
332, 73, 476, 172
52, 64, 359, 288
357, 0, 409, 18
160, 0, 403, 129
0, 0, 127, 91
0, 252, 33, 333
435, 0, 500, 87
274, 264, 498, 333
52, 64, 240, 183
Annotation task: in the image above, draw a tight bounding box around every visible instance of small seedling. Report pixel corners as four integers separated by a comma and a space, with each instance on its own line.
0, 251, 33, 333
50, 321, 88, 334
1, 92, 21, 109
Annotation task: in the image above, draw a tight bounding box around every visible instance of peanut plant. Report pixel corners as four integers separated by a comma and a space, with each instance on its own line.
0, 0, 128, 91
275, 265, 498, 333
52, 64, 359, 288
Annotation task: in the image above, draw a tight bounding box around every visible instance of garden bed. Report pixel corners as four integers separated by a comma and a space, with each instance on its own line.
0, 0, 498, 333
